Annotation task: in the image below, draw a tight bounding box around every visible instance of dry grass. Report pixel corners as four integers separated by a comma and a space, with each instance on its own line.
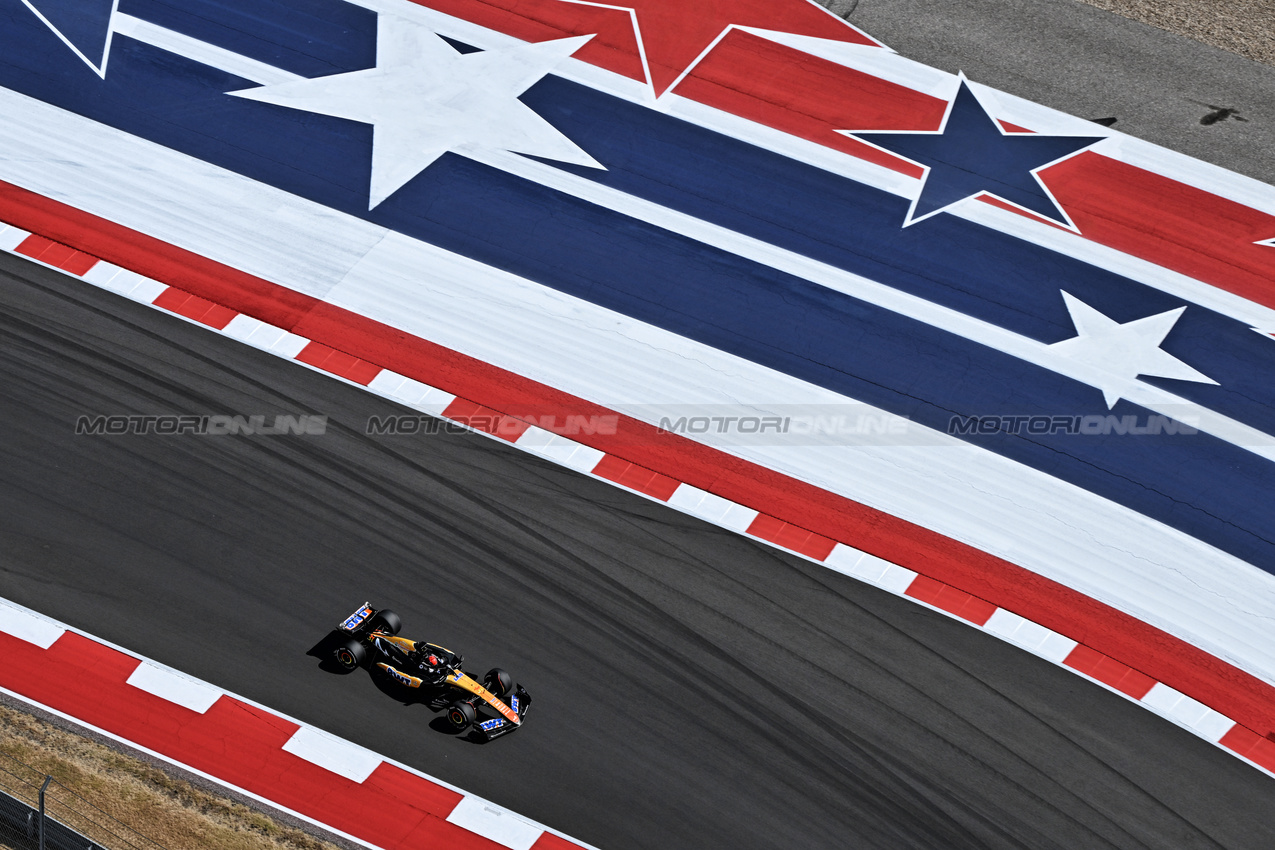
1075, 0, 1275, 66
0, 703, 344, 850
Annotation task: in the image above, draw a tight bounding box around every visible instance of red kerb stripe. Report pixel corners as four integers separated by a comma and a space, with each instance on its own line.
591, 455, 680, 500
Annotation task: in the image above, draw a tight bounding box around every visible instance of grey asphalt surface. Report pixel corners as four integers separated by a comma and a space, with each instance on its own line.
2, 254, 1274, 849
836, 0, 1275, 185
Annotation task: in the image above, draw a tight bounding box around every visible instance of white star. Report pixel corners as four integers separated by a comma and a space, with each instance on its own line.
228, 15, 602, 209
1048, 291, 1218, 408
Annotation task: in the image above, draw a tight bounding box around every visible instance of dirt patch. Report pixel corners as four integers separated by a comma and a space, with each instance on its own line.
0, 703, 344, 850
1074, 0, 1275, 66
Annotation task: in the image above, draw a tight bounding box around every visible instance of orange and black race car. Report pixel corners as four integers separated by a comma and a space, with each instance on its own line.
313, 603, 530, 740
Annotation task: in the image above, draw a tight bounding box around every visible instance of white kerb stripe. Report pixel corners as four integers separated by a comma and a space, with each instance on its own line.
824, 544, 867, 577
984, 609, 1079, 664
668, 485, 759, 532
82, 263, 167, 303
514, 427, 607, 472
446, 796, 544, 850
222, 314, 311, 358
126, 661, 223, 714
830, 548, 918, 594
1142, 685, 1238, 742
368, 370, 456, 414
281, 726, 383, 784
0, 602, 65, 649
0, 224, 30, 251
129, 277, 169, 304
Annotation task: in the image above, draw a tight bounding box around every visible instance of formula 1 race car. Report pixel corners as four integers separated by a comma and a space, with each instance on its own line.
313, 602, 530, 741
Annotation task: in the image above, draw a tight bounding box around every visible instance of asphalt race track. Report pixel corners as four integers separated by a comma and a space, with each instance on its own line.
2, 250, 1273, 849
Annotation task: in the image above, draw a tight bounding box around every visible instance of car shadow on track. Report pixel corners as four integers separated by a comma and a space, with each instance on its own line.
306, 640, 489, 744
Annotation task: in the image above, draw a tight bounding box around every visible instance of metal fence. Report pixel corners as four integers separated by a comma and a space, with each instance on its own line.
0, 750, 165, 850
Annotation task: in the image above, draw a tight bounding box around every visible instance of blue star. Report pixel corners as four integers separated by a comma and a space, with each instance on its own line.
849, 78, 1105, 227
19, 0, 117, 76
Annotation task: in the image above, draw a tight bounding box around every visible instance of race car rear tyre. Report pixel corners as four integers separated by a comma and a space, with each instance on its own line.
483, 668, 514, 698
333, 638, 365, 672
445, 700, 476, 733
368, 608, 402, 635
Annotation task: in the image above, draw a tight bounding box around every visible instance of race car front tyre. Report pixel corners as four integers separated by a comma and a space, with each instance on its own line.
368, 608, 402, 635
333, 638, 366, 672
445, 700, 476, 733
482, 668, 514, 698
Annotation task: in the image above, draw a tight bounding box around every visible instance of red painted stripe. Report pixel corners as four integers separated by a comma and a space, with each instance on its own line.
407, 0, 646, 82
675, 29, 938, 175
746, 514, 836, 561
15, 233, 55, 259
443, 398, 533, 442
904, 576, 997, 626
296, 342, 383, 386
153, 288, 239, 330
1220, 726, 1275, 773
60, 250, 99, 275
2, 181, 1273, 741
18, 232, 99, 274
1063, 645, 1156, 700
19, 234, 77, 267
590, 455, 680, 500
1044, 152, 1275, 311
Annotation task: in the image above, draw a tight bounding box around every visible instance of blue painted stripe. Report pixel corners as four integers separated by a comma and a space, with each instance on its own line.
1, 29, 1273, 572
117, 0, 377, 77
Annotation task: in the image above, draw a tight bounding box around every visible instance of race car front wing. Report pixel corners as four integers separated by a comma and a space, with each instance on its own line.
475, 685, 532, 741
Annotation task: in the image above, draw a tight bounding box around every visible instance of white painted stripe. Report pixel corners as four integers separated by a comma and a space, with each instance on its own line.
0, 224, 30, 251
823, 544, 867, 577
281, 726, 383, 784
81, 263, 166, 303
984, 609, 1079, 663
126, 661, 222, 713
129, 277, 169, 304
3, 90, 1273, 689
446, 796, 544, 850
112, 14, 303, 87
367, 370, 456, 414
1193, 711, 1240, 744
1140, 684, 1237, 742
515, 427, 607, 473
222, 314, 310, 358
667, 485, 758, 531
1143, 683, 1203, 722
0, 601, 65, 648
834, 551, 919, 594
